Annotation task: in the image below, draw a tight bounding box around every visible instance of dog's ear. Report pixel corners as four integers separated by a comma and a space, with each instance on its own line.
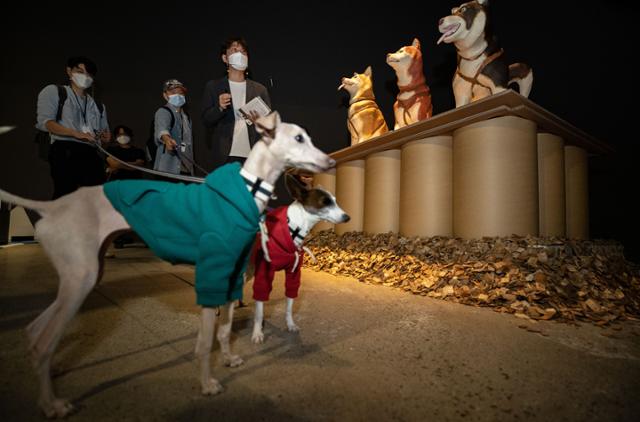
255, 111, 281, 142
285, 173, 309, 201
412, 38, 421, 50
364, 66, 372, 77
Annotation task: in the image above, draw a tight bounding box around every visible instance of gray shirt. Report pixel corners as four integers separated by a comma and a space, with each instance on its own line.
36, 84, 109, 144
153, 103, 194, 175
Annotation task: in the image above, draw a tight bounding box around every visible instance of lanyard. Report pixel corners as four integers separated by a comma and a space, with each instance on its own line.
177, 110, 191, 149
71, 89, 88, 125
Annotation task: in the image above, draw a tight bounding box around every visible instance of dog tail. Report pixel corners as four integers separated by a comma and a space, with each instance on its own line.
509, 63, 533, 98
0, 189, 51, 212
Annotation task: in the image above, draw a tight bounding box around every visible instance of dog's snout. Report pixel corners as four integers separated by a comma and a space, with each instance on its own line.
342, 214, 350, 223
439, 18, 445, 26
327, 158, 336, 168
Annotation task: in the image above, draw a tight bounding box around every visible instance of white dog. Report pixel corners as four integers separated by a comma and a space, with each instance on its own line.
0, 112, 335, 418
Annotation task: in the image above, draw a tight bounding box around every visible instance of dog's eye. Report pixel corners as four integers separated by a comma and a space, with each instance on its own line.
322, 197, 333, 206
295, 134, 304, 143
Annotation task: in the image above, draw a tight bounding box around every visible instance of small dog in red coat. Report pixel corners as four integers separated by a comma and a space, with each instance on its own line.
248, 173, 349, 344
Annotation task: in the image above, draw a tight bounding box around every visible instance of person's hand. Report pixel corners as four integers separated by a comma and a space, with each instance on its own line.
219, 93, 232, 110
75, 130, 96, 142
163, 136, 178, 151
247, 110, 261, 123
100, 130, 111, 143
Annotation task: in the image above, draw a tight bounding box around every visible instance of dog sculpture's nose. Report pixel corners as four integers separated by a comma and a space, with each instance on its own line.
439, 18, 445, 26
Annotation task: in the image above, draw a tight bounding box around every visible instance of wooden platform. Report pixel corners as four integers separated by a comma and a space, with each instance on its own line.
314, 91, 610, 239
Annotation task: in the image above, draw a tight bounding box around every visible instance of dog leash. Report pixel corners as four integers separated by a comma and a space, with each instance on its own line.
92, 136, 206, 183
173, 146, 209, 176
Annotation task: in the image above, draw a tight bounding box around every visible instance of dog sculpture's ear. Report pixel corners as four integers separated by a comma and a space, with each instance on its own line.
285, 173, 309, 201
255, 111, 281, 142
412, 38, 421, 50
364, 66, 372, 77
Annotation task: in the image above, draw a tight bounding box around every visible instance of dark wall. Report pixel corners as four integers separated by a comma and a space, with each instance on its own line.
1, 1, 638, 260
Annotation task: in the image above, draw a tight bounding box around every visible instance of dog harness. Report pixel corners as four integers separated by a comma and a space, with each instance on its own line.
396, 79, 432, 126
456, 48, 504, 91
103, 162, 272, 307
252, 206, 305, 301
347, 96, 388, 142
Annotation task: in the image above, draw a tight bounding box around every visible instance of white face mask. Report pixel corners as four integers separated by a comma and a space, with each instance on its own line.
116, 135, 131, 145
167, 94, 186, 107
227, 52, 248, 71
71, 72, 93, 89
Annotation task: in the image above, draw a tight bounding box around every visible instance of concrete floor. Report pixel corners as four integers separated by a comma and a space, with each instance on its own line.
1, 243, 639, 421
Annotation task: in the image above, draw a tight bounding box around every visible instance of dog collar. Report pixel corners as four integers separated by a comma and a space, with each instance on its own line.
240, 168, 275, 204
397, 77, 427, 93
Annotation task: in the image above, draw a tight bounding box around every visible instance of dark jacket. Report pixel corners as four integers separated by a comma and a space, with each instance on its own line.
103, 162, 260, 307
201, 77, 271, 170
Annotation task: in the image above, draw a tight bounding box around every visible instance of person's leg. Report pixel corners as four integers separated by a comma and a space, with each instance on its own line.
49, 142, 78, 200
77, 145, 106, 188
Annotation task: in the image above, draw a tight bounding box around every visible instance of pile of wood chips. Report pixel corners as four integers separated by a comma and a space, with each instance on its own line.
304, 231, 640, 326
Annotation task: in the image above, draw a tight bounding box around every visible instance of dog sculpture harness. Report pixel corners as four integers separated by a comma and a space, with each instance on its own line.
347, 96, 387, 141
396, 79, 432, 126
456, 48, 505, 91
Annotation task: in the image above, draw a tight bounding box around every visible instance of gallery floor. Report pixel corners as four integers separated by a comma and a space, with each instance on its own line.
1, 244, 639, 421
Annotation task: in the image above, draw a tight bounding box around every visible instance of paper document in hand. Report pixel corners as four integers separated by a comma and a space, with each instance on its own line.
239, 97, 271, 125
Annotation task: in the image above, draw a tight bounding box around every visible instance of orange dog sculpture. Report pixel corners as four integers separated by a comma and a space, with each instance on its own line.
338, 66, 389, 145
386, 38, 433, 129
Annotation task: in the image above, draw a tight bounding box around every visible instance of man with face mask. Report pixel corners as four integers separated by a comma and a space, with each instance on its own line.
36, 56, 111, 199
201, 37, 271, 170
153, 79, 194, 175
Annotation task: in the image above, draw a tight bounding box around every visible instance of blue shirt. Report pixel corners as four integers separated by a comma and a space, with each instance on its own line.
36, 84, 109, 144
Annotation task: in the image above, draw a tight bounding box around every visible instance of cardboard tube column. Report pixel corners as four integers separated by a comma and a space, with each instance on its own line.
335, 160, 365, 235
400, 136, 452, 237
364, 150, 401, 234
564, 146, 589, 239
453, 116, 538, 238
312, 169, 336, 233
537, 133, 566, 237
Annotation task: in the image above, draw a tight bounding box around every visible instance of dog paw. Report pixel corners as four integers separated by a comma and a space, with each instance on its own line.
39, 398, 74, 419
201, 378, 224, 396
251, 331, 264, 344
224, 354, 244, 368
287, 323, 300, 332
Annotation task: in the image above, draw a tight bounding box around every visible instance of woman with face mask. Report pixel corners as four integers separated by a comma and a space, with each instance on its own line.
153, 79, 195, 176
201, 37, 272, 170
105, 125, 146, 181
